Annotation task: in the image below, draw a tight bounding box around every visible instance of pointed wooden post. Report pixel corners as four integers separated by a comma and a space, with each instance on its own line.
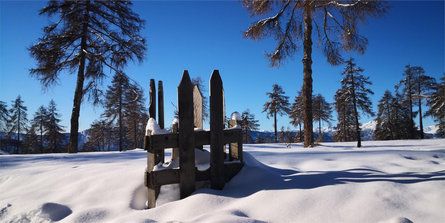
178, 70, 196, 198
193, 85, 203, 129
149, 79, 156, 120
210, 70, 225, 190
158, 81, 164, 129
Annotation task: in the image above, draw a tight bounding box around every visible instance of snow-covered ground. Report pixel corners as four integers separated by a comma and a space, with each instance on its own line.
1, 139, 444, 223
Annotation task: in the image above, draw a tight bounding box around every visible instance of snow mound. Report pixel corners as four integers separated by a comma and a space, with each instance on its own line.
146, 118, 169, 135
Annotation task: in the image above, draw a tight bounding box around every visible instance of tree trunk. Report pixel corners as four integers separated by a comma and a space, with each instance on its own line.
119, 87, 123, 152
274, 111, 277, 143
17, 108, 20, 153
68, 4, 89, 154
418, 97, 424, 139
299, 123, 302, 142
408, 76, 415, 139
302, 4, 313, 147
318, 119, 322, 141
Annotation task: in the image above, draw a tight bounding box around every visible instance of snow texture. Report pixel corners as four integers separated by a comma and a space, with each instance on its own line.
1, 139, 444, 222
145, 118, 169, 135
231, 112, 242, 121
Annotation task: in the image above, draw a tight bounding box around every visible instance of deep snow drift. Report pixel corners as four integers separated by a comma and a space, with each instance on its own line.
1, 139, 444, 222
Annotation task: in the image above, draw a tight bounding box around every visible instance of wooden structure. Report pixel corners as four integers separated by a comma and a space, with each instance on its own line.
144, 70, 243, 209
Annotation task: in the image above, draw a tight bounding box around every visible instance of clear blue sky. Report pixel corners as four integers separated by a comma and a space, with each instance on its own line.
1, 1, 444, 132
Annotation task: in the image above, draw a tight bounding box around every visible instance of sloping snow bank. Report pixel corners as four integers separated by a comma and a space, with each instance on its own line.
0, 139, 444, 222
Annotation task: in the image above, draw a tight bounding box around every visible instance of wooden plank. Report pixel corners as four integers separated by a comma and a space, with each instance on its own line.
210, 70, 225, 190
178, 70, 196, 199
158, 81, 164, 129
171, 122, 179, 160
196, 168, 210, 181
146, 129, 157, 209
194, 130, 211, 146
223, 128, 242, 144
149, 79, 156, 120
149, 133, 179, 150
150, 169, 180, 186
193, 85, 203, 129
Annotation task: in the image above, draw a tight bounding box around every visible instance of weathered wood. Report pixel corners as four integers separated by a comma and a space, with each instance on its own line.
149, 169, 180, 186
210, 70, 225, 190
149, 79, 156, 120
149, 133, 178, 152
158, 81, 164, 129
171, 122, 179, 160
193, 85, 203, 129
145, 130, 157, 209
178, 70, 196, 198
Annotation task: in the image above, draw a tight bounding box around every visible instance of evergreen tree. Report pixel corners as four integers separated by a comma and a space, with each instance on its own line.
23, 124, 40, 154
9, 95, 28, 153
396, 65, 420, 138
334, 82, 356, 142
426, 73, 445, 137
85, 119, 108, 151
243, 0, 387, 147
45, 100, 65, 153
392, 92, 416, 139
31, 105, 48, 153
191, 76, 209, 122
240, 109, 260, 143
263, 84, 290, 143
338, 58, 374, 147
124, 82, 147, 149
412, 69, 436, 139
312, 94, 333, 142
374, 90, 394, 140
0, 101, 9, 151
30, 0, 146, 153
103, 73, 130, 151
289, 91, 304, 142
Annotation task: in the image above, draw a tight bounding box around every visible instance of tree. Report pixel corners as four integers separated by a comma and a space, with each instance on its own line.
31, 105, 48, 153
426, 73, 445, 137
289, 91, 304, 142
337, 58, 374, 147
243, 0, 387, 147
124, 82, 147, 149
9, 96, 28, 153
23, 124, 40, 154
374, 90, 394, 140
45, 100, 65, 153
240, 109, 260, 143
263, 84, 290, 143
30, 0, 146, 153
412, 69, 436, 139
333, 87, 355, 142
0, 101, 9, 150
84, 119, 108, 151
192, 76, 209, 122
103, 73, 130, 152
312, 94, 333, 142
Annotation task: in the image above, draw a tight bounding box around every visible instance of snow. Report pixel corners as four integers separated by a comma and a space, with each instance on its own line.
145, 118, 169, 135
1, 139, 445, 222
231, 111, 241, 121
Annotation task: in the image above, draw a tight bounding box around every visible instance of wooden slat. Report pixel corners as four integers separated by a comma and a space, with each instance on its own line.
150, 169, 180, 186
178, 70, 196, 199
171, 122, 179, 160
194, 130, 211, 146
149, 79, 156, 120
149, 133, 179, 150
193, 85, 203, 129
223, 128, 242, 144
158, 80, 164, 129
210, 70, 225, 190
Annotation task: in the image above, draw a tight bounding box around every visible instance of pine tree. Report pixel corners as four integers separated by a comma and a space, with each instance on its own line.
31, 105, 48, 153
85, 119, 108, 151
426, 73, 445, 137
192, 76, 209, 122
45, 100, 65, 153
396, 65, 420, 138
9, 96, 28, 153
412, 68, 436, 139
338, 58, 374, 147
0, 101, 9, 151
103, 73, 130, 151
124, 82, 147, 149
392, 92, 416, 139
243, 0, 387, 147
23, 124, 40, 154
313, 94, 333, 142
334, 81, 357, 142
30, 0, 146, 153
263, 84, 290, 143
289, 91, 304, 142
240, 109, 260, 143
374, 90, 394, 140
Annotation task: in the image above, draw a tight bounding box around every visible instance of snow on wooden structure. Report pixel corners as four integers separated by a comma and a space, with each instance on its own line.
144, 70, 243, 209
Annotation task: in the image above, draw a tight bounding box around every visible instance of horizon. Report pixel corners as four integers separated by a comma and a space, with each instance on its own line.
1, 1, 444, 132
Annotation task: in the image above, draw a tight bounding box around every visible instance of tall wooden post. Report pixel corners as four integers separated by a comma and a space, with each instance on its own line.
171, 122, 179, 160
193, 85, 203, 129
210, 70, 225, 190
145, 130, 156, 209
149, 79, 156, 120
178, 70, 196, 198
158, 81, 164, 129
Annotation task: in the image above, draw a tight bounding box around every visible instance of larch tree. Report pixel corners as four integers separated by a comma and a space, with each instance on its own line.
312, 93, 333, 142
263, 84, 290, 143
45, 100, 65, 153
334, 85, 355, 142
9, 96, 28, 153
338, 58, 374, 147
374, 90, 394, 140
30, 0, 146, 153
426, 73, 445, 137
412, 69, 436, 139
0, 101, 9, 150
31, 105, 48, 153
124, 82, 147, 149
240, 109, 260, 143
243, 0, 387, 147
289, 91, 304, 142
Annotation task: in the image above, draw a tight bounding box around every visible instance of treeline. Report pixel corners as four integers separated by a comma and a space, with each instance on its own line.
0, 97, 65, 154
259, 61, 445, 146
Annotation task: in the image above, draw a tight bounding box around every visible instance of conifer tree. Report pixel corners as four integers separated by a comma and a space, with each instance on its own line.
289, 91, 304, 142
338, 58, 374, 147
240, 109, 260, 143
243, 0, 387, 147
412, 69, 436, 139
124, 82, 147, 149
334, 81, 356, 142
23, 124, 39, 154
31, 105, 48, 153
426, 73, 445, 137
392, 92, 416, 139
0, 101, 9, 150
103, 73, 130, 152
85, 119, 109, 151
45, 100, 65, 153
312, 94, 333, 142
374, 90, 394, 140
263, 84, 290, 143
396, 65, 420, 138
30, 0, 146, 153
9, 96, 28, 153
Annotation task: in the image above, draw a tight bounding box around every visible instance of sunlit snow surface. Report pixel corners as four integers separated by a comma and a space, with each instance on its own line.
1, 139, 444, 222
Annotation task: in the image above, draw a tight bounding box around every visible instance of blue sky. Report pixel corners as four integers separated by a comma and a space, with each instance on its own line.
1, 1, 444, 132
